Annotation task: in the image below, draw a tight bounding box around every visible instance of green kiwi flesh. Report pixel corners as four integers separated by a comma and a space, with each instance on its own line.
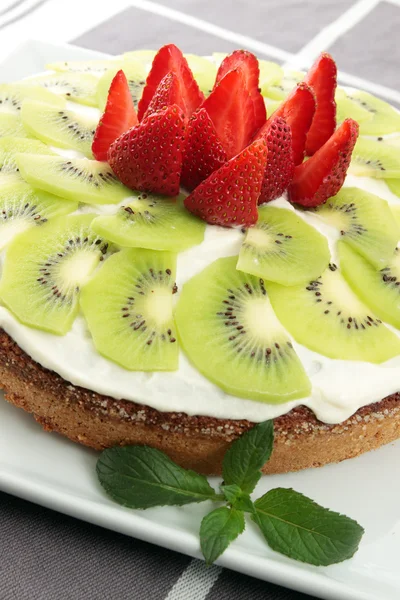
315, 187, 398, 268
123, 50, 156, 70
237, 205, 330, 285
338, 241, 400, 329
267, 263, 400, 363
175, 256, 311, 403
184, 54, 217, 95
21, 100, 98, 157
16, 154, 130, 205
46, 59, 120, 76
386, 179, 400, 198
390, 204, 400, 231
263, 70, 304, 101
96, 60, 147, 111
91, 192, 205, 252
0, 214, 110, 335
0, 181, 77, 250
0, 113, 31, 138
25, 73, 99, 107
80, 248, 178, 371
258, 61, 283, 95
349, 137, 400, 178
344, 91, 400, 135
0, 83, 63, 113
0, 137, 55, 185
335, 88, 373, 127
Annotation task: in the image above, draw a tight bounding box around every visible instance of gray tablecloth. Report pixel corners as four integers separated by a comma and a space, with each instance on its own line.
1, 0, 400, 598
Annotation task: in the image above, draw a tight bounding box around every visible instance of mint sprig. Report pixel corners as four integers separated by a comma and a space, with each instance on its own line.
97, 420, 364, 566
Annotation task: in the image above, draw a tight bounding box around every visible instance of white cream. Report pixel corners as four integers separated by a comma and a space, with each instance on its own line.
1, 172, 400, 425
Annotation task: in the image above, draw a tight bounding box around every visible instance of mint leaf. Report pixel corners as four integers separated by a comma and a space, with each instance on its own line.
97, 446, 220, 509
200, 507, 245, 565
221, 484, 254, 513
252, 488, 364, 566
222, 420, 273, 494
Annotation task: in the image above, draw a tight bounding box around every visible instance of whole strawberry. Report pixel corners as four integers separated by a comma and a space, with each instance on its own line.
184, 138, 268, 227
257, 115, 294, 203
108, 104, 186, 197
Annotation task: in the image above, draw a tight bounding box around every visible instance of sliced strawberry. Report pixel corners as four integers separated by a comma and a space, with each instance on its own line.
273, 83, 316, 165
257, 116, 294, 203
181, 108, 228, 192
138, 44, 204, 121
184, 138, 267, 227
108, 104, 186, 197
216, 50, 266, 131
143, 71, 183, 119
304, 53, 337, 156
288, 118, 359, 207
92, 70, 138, 161
202, 69, 256, 160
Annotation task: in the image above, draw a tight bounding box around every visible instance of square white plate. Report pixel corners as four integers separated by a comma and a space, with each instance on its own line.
0, 40, 399, 600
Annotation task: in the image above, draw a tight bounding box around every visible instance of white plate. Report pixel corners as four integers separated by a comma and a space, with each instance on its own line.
0, 40, 400, 600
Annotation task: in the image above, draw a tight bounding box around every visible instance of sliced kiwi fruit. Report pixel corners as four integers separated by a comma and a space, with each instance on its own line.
21, 100, 98, 157
237, 206, 330, 285
0, 83, 63, 114
267, 263, 400, 363
123, 50, 156, 71
315, 187, 398, 268
16, 153, 130, 206
0, 214, 111, 335
264, 97, 282, 117
184, 54, 217, 95
25, 72, 99, 107
80, 248, 178, 371
175, 256, 311, 403
96, 60, 147, 111
46, 59, 120, 76
386, 179, 400, 198
0, 181, 77, 250
349, 137, 400, 178
338, 241, 400, 329
0, 113, 31, 138
0, 136, 55, 185
390, 204, 400, 231
335, 88, 373, 127
263, 69, 304, 101
342, 91, 400, 135
91, 192, 205, 252
259, 60, 284, 95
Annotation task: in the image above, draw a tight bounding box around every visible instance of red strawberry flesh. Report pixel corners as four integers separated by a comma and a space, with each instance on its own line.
108, 104, 186, 197
143, 71, 184, 119
288, 118, 359, 208
92, 70, 138, 161
257, 116, 294, 204
184, 138, 268, 228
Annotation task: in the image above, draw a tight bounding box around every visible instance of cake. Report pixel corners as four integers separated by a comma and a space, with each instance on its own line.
0, 45, 399, 475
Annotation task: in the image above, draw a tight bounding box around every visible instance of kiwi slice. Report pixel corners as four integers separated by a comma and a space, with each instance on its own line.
342, 91, 400, 135
123, 50, 156, 71
0, 181, 77, 250
315, 187, 398, 268
96, 60, 147, 111
16, 153, 130, 206
175, 256, 311, 403
390, 204, 400, 231
237, 206, 330, 285
264, 97, 282, 117
0, 136, 55, 185
349, 137, 400, 178
0, 83, 63, 114
259, 61, 284, 95
335, 88, 372, 127
0, 113, 30, 138
386, 179, 400, 198
80, 248, 178, 371
91, 192, 205, 252
263, 69, 304, 101
0, 214, 110, 335
25, 73, 98, 107
184, 54, 217, 95
267, 263, 400, 363
21, 100, 98, 157
46, 59, 120, 76
338, 241, 400, 329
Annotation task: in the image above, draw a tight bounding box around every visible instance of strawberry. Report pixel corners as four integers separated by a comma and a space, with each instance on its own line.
143, 71, 183, 119
108, 104, 186, 197
92, 70, 138, 161
184, 138, 268, 227
215, 50, 266, 131
288, 118, 359, 207
202, 69, 256, 160
257, 116, 294, 203
273, 83, 316, 165
138, 44, 204, 121
304, 53, 337, 155
181, 108, 228, 191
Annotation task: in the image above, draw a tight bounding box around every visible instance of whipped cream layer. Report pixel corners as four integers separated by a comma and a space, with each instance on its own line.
1, 158, 400, 424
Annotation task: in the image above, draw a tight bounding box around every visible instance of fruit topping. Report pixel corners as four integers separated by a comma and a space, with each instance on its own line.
25, 72, 98, 107
288, 118, 359, 207
175, 256, 311, 403
0, 83, 64, 113
215, 50, 266, 131
303, 53, 337, 155
108, 104, 186, 197
349, 136, 400, 178
92, 70, 138, 162
267, 264, 400, 363
184, 138, 267, 227
237, 205, 330, 285
96, 59, 147, 111
138, 44, 204, 121
180, 108, 227, 191
91, 191, 205, 252
273, 83, 316, 165
339, 90, 400, 135
80, 248, 179, 371
201, 69, 256, 159
0, 137, 55, 186
47, 59, 119, 76
143, 71, 183, 118
256, 115, 294, 203
263, 69, 304, 101
185, 54, 217, 95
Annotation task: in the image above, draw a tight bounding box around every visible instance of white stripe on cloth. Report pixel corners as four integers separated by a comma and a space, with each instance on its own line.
165, 560, 222, 600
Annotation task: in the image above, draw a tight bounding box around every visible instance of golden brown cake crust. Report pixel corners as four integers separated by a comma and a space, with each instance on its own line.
0, 329, 399, 475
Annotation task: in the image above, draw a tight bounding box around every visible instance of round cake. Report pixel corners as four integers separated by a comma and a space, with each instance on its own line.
0, 46, 399, 475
